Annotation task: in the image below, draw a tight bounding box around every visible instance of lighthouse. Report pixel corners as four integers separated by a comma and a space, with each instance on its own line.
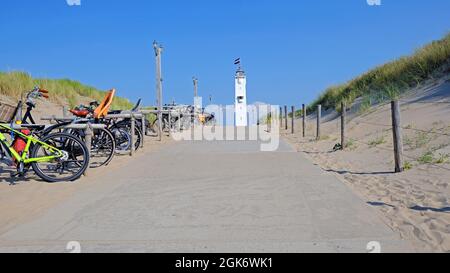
235, 62, 248, 127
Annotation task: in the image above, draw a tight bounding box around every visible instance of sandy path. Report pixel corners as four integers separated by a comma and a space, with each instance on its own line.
0, 137, 412, 253
0, 136, 172, 235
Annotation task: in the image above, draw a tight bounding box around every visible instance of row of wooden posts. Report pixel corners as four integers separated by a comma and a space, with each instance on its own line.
278, 101, 404, 173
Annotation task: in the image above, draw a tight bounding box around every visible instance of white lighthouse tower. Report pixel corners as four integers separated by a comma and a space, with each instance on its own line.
235, 61, 248, 127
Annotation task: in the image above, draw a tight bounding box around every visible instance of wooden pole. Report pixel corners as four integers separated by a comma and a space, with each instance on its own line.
316, 105, 321, 141
341, 102, 346, 150
193, 77, 198, 98
302, 104, 306, 138
284, 106, 288, 131
83, 124, 93, 176
279, 107, 282, 128
291, 106, 295, 134
178, 109, 182, 131
141, 114, 146, 148
168, 109, 172, 136
153, 41, 163, 142
391, 100, 404, 173
130, 115, 135, 156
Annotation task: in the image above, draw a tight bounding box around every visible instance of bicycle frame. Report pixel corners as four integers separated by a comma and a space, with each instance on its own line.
0, 123, 63, 164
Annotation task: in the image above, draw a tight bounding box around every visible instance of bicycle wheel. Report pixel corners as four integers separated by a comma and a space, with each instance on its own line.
110, 127, 132, 152
110, 125, 141, 152
31, 132, 89, 182
134, 127, 143, 151
89, 128, 116, 168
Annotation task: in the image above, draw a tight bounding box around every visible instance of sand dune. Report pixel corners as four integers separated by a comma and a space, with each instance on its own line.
283, 76, 450, 252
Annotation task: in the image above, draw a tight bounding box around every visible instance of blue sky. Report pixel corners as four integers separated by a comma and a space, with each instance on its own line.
0, 0, 449, 106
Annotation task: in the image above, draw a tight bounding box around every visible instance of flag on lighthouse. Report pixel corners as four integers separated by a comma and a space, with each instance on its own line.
234, 58, 241, 65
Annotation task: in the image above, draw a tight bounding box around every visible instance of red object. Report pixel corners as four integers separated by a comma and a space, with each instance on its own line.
70, 109, 90, 117
13, 129, 31, 155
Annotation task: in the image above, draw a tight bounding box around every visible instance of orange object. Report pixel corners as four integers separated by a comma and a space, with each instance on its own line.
94, 89, 115, 119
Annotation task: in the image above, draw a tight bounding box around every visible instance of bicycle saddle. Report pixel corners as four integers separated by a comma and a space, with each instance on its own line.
70, 109, 90, 118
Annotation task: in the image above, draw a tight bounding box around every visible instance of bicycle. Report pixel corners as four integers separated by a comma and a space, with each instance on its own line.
0, 89, 89, 182
74, 97, 144, 152
14, 87, 115, 169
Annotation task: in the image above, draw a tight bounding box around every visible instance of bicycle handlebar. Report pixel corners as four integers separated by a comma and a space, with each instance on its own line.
25, 86, 50, 106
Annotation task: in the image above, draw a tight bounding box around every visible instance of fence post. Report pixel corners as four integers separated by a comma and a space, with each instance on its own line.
284, 106, 288, 130
267, 105, 271, 133
391, 100, 404, 173
141, 114, 146, 148
178, 109, 182, 131
291, 106, 295, 134
279, 107, 282, 128
130, 115, 136, 156
168, 109, 172, 136
83, 124, 93, 176
302, 104, 306, 138
316, 105, 321, 140
341, 102, 346, 150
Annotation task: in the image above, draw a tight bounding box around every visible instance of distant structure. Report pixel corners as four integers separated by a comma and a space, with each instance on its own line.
234, 58, 248, 127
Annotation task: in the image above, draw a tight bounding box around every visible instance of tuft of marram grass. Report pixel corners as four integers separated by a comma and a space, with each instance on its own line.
307, 33, 450, 113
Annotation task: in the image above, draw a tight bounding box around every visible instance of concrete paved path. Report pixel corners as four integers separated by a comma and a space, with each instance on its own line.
0, 139, 413, 252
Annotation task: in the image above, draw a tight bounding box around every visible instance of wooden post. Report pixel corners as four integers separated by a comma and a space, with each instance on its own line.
302, 104, 306, 138
291, 106, 295, 134
83, 124, 93, 176
168, 109, 172, 136
153, 41, 163, 142
341, 102, 346, 150
130, 115, 135, 156
316, 105, 321, 141
391, 100, 404, 173
193, 77, 198, 98
62, 106, 68, 118
141, 114, 146, 148
284, 106, 288, 130
178, 109, 182, 132
279, 107, 282, 128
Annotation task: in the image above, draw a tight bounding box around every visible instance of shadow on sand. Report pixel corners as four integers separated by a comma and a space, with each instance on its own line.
409, 205, 450, 213
325, 169, 395, 176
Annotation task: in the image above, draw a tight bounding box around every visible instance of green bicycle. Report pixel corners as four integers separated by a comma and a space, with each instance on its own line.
0, 123, 89, 182
0, 98, 90, 183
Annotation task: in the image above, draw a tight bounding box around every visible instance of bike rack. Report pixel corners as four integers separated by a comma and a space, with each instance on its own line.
42, 112, 148, 157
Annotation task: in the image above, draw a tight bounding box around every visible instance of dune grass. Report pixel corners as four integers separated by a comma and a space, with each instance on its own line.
0, 71, 133, 110
307, 33, 450, 113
